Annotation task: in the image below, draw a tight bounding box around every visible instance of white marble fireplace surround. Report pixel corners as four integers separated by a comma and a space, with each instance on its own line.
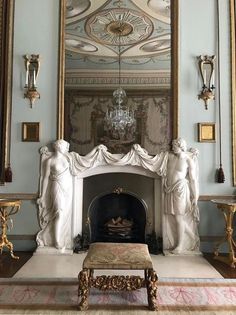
36, 141, 200, 255
69, 165, 161, 243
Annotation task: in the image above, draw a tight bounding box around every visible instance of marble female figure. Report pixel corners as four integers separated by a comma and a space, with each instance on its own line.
37, 139, 73, 250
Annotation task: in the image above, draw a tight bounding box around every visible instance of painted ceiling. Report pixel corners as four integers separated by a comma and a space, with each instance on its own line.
65, 0, 171, 88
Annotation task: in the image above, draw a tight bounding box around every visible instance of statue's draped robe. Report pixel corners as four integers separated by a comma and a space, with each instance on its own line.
36, 162, 73, 249
162, 152, 200, 252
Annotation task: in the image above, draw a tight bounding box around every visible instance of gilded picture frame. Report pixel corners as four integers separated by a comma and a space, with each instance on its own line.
0, 0, 14, 184
22, 122, 40, 142
198, 122, 216, 143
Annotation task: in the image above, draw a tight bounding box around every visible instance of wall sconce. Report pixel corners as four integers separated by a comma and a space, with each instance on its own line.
197, 55, 216, 110
23, 54, 40, 107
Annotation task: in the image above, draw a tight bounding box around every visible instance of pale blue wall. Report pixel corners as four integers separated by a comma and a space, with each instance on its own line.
2, 0, 59, 192
0, 0, 60, 249
180, 0, 234, 194
0, 0, 234, 252
179, 0, 234, 252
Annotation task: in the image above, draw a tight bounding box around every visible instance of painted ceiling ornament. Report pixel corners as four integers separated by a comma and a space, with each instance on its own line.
65, 38, 98, 53
140, 36, 170, 53
85, 8, 153, 46
64, 0, 171, 87
147, 0, 170, 17
66, 0, 91, 18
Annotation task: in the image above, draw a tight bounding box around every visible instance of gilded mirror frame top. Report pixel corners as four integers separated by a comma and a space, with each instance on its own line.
57, 0, 179, 141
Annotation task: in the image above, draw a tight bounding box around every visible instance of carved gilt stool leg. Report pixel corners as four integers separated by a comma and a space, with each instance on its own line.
146, 269, 158, 311
78, 268, 90, 310
89, 269, 94, 278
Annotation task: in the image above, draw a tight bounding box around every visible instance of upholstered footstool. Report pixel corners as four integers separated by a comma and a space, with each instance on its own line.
78, 242, 158, 311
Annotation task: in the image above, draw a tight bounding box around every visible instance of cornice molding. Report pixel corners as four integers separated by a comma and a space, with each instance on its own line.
65, 71, 171, 88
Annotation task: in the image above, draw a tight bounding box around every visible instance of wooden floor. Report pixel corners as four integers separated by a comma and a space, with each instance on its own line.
204, 253, 236, 279
0, 252, 33, 278
0, 252, 235, 278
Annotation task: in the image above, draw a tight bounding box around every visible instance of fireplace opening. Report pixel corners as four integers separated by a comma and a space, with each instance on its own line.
87, 191, 147, 243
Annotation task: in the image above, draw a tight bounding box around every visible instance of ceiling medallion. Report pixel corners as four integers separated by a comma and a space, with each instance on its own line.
86, 8, 153, 46
106, 21, 133, 36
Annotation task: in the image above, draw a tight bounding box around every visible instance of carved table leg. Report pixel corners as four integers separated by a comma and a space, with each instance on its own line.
0, 203, 21, 260
146, 269, 158, 311
214, 206, 236, 268
78, 268, 90, 310
4, 235, 19, 259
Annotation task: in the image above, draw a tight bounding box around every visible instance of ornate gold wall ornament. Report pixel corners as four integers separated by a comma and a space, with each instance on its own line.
23, 54, 40, 107
197, 55, 216, 110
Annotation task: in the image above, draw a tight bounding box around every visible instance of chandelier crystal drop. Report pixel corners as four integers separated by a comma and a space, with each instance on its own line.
104, 15, 136, 139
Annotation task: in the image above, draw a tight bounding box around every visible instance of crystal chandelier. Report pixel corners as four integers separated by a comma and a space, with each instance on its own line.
104, 17, 136, 140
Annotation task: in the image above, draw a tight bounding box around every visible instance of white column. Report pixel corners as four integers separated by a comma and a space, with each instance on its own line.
154, 178, 161, 236
72, 177, 84, 240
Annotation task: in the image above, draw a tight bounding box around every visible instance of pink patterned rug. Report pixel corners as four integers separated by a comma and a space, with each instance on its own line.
0, 278, 236, 313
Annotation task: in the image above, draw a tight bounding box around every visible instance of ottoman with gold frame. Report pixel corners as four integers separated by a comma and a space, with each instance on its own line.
78, 242, 158, 311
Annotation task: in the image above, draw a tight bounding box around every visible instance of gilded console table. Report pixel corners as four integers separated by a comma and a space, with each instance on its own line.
211, 199, 236, 268
0, 199, 21, 259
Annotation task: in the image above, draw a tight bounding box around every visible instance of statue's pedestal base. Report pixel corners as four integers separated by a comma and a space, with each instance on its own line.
163, 250, 202, 256
34, 246, 73, 256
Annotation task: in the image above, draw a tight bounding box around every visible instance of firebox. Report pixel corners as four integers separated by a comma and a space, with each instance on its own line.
87, 191, 147, 243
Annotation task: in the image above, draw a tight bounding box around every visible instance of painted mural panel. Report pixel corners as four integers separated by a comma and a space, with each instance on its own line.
64, 90, 171, 155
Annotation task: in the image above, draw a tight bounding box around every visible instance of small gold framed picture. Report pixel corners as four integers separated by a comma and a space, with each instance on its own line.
22, 122, 40, 142
198, 122, 216, 142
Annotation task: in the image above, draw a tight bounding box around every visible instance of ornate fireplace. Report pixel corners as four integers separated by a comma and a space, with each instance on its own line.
36, 141, 200, 256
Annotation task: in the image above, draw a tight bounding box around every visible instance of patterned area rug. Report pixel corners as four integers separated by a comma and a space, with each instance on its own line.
0, 278, 236, 314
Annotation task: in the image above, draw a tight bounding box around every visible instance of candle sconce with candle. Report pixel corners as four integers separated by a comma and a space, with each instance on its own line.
23, 54, 40, 107
198, 55, 216, 110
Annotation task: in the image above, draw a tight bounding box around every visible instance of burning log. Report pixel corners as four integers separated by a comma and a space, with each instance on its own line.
105, 217, 133, 236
